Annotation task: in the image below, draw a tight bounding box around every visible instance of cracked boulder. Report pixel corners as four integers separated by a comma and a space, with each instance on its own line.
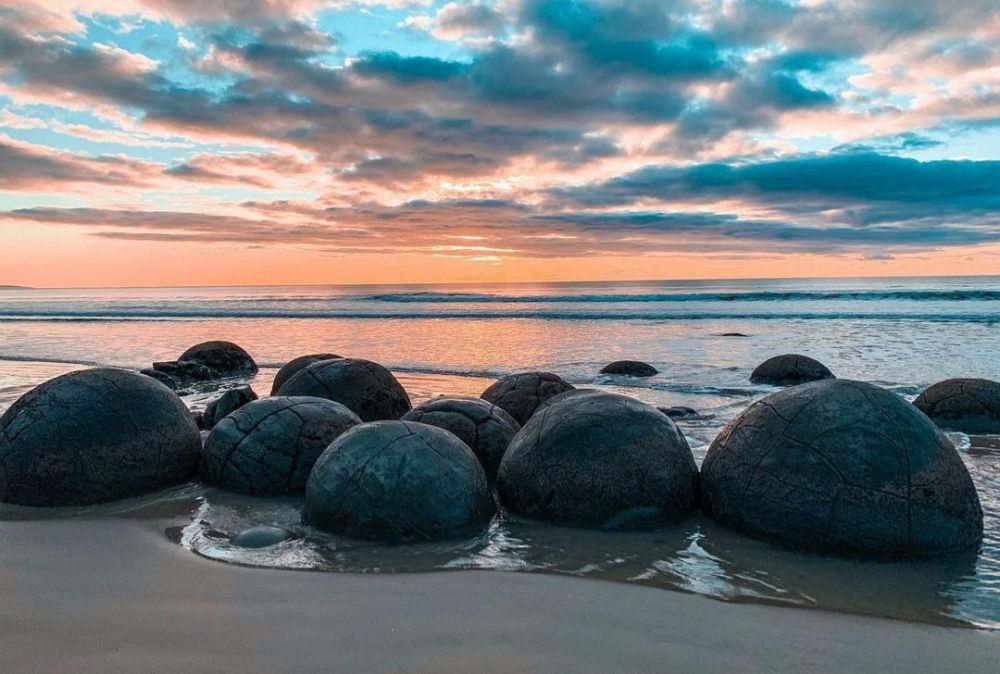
497, 391, 698, 530
750, 354, 834, 386
402, 396, 520, 481
201, 396, 361, 495
202, 386, 258, 429
701, 379, 983, 557
274, 358, 411, 422
152, 340, 258, 386
480, 371, 575, 425
271, 353, 342, 395
600, 360, 658, 377
0, 368, 201, 506
304, 420, 494, 543
913, 378, 1000, 434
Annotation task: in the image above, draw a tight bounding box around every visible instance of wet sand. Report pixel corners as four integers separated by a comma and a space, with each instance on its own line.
1, 517, 997, 673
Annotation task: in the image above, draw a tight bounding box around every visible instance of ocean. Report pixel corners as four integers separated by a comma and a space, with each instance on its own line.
0, 276, 998, 628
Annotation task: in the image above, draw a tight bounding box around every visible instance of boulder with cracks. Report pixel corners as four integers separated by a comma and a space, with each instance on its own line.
914, 378, 1000, 434
271, 353, 342, 395
600, 360, 659, 377
202, 386, 258, 429
275, 358, 411, 421
480, 371, 575, 426
750, 354, 834, 386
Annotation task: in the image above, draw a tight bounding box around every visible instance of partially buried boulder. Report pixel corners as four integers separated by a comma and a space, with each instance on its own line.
0, 368, 201, 506
750, 354, 834, 386
304, 420, 494, 543
497, 391, 698, 529
202, 386, 258, 429
913, 378, 1000, 434
201, 396, 361, 495
271, 353, 342, 395
701, 379, 983, 557
152, 340, 257, 386
275, 358, 411, 422
600, 360, 659, 377
660, 406, 699, 419
402, 396, 520, 481
480, 371, 575, 425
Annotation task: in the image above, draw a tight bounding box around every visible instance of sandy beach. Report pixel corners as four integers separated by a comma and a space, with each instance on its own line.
1, 515, 997, 674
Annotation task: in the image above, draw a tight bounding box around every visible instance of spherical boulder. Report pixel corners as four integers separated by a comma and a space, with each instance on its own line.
480, 371, 575, 425
914, 378, 1000, 434
201, 397, 361, 495
203, 386, 258, 429
304, 420, 494, 543
701, 379, 983, 557
0, 368, 201, 506
750, 354, 834, 386
275, 358, 411, 421
600, 360, 658, 377
497, 391, 698, 529
402, 396, 520, 480
271, 353, 342, 395
179, 340, 258, 377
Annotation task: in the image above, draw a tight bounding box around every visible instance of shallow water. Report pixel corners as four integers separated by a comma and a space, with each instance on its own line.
0, 278, 998, 628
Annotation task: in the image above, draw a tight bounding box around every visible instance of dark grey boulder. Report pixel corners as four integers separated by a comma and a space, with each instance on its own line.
701, 379, 983, 557
600, 360, 659, 377
750, 354, 834, 386
497, 391, 698, 529
230, 525, 296, 548
139, 367, 177, 389
660, 406, 699, 419
480, 371, 575, 425
304, 420, 494, 543
914, 378, 1000, 434
402, 396, 520, 480
203, 386, 258, 429
275, 358, 411, 422
271, 353, 342, 395
716, 332, 749, 337
179, 341, 258, 377
151, 359, 216, 385
201, 397, 361, 495
0, 368, 201, 506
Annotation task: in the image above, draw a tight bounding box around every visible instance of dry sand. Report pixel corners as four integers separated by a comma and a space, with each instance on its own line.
1, 516, 996, 673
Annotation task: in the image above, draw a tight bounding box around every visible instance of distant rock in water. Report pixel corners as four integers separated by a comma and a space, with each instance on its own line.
600, 360, 659, 377
659, 406, 699, 419
716, 332, 749, 337
750, 354, 834, 386
271, 353, 342, 395
203, 386, 258, 429
275, 358, 411, 422
480, 371, 575, 425
230, 525, 296, 548
402, 396, 520, 481
201, 397, 360, 495
0, 368, 201, 506
497, 391, 698, 530
701, 379, 983, 557
151, 341, 257, 386
914, 378, 1000, 434
304, 420, 494, 543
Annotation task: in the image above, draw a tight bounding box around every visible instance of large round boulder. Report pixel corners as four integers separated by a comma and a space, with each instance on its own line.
202, 386, 258, 429
0, 368, 201, 506
701, 379, 983, 557
402, 396, 520, 480
480, 371, 575, 425
271, 353, 342, 395
275, 358, 411, 421
201, 396, 361, 495
304, 420, 494, 543
497, 391, 698, 529
750, 354, 834, 386
600, 360, 658, 377
179, 340, 258, 377
913, 378, 1000, 434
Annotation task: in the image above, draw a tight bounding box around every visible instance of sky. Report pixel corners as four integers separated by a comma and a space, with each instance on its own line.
0, 0, 998, 287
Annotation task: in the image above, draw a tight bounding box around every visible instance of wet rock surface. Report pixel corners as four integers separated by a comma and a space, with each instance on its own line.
914, 378, 1000, 434
497, 391, 698, 529
0, 368, 201, 506
271, 353, 342, 395
152, 341, 258, 386
230, 525, 297, 548
750, 354, 834, 386
660, 406, 699, 419
480, 371, 575, 425
304, 420, 494, 543
402, 396, 520, 480
201, 397, 361, 495
701, 379, 984, 557
600, 360, 659, 377
275, 358, 411, 421
203, 386, 258, 429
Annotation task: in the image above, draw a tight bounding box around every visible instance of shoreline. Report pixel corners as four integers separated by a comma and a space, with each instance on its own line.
1, 516, 997, 673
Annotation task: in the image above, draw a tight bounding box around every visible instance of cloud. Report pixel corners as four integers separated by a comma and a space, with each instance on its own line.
0, 138, 161, 190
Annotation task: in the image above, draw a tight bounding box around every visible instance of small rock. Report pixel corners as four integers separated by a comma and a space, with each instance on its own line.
600, 360, 659, 377
659, 406, 698, 419
230, 525, 296, 548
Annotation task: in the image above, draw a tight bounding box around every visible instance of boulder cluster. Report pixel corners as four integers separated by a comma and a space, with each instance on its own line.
0, 347, 987, 559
